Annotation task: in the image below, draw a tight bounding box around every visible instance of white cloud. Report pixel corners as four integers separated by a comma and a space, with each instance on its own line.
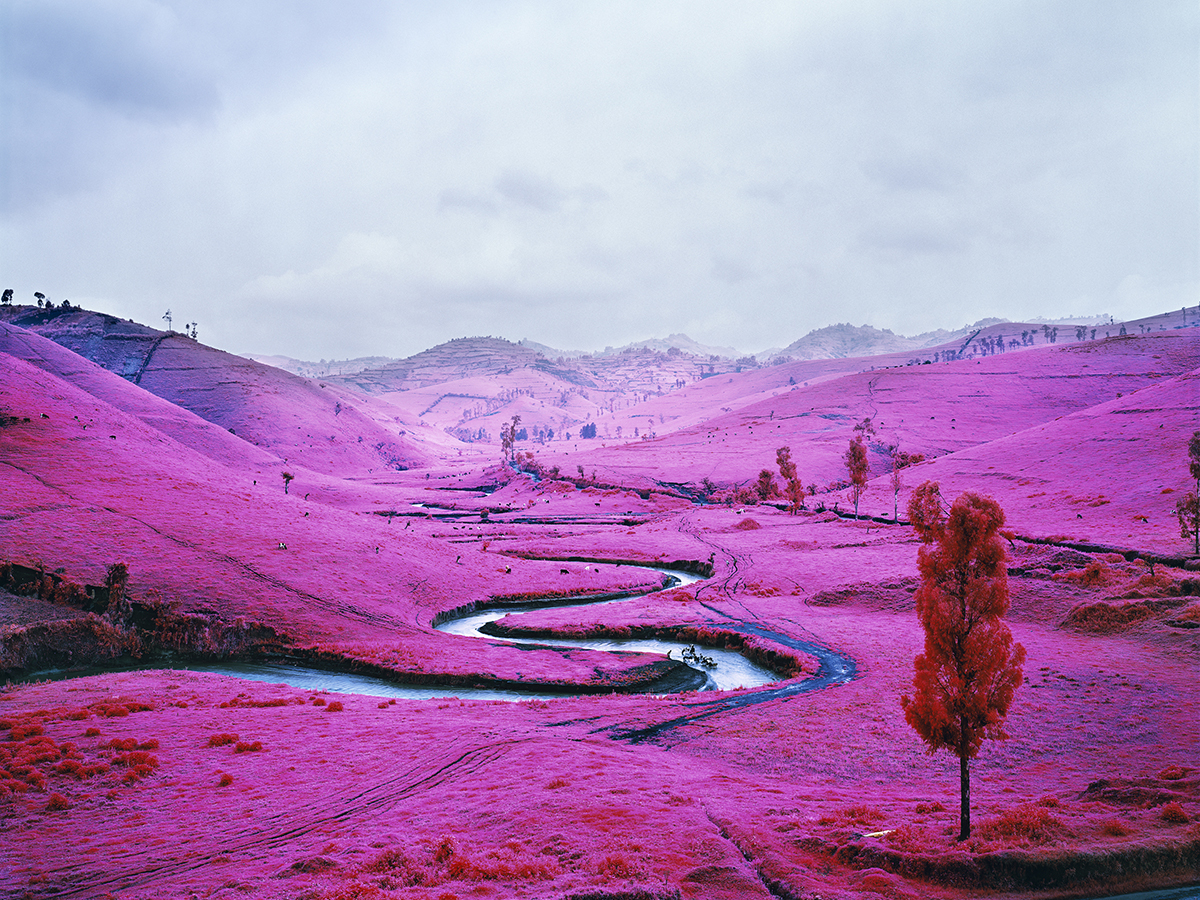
0, 0, 1195, 359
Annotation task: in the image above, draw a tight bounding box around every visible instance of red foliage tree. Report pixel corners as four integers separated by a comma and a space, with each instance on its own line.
755, 468, 778, 502
1178, 431, 1200, 555
902, 482, 1025, 840
776, 446, 805, 514
844, 436, 869, 518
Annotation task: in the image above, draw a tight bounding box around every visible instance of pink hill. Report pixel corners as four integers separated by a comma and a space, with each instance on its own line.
1, 306, 1197, 900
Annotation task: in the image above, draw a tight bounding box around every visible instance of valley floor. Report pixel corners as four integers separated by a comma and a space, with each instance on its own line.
2, 481, 1197, 900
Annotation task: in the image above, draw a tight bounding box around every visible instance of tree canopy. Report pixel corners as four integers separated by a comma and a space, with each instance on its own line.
902, 481, 1025, 840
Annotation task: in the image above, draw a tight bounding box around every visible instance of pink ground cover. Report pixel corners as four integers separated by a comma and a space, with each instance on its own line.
1, 319, 1198, 898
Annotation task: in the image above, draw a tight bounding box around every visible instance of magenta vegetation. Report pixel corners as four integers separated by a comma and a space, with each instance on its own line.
0, 304, 1197, 899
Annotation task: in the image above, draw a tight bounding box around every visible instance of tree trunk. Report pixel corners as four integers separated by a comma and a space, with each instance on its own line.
959, 746, 971, 841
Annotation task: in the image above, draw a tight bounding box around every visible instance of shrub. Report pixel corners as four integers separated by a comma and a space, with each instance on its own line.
218, 772, 234, 787
84, 727, 100, 738
113, 751, 158, 768
207, 733, 238, 747
1161, 802, 1189, 824
977, 804, 1060, 845
1064, 600, 1155, 633
53, 760, 84, 778
1158, 765, 1189, 780
325, 701, 344, 712
1062, 561, 1111, 586
434, 836, 457, 864
1101, 818, 1133, 836
234, 741, 263, 753
46, 793, 70, 811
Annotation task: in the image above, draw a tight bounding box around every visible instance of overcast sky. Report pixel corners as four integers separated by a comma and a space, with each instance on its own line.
1, 1, 1196, 360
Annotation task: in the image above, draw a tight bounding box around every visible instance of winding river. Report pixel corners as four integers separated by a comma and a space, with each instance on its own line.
28, 564, 814, 702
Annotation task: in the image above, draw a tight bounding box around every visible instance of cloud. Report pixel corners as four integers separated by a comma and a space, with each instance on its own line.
2, 0, 218, 119
494, 170, 567, 212
0, 0, 1195, 359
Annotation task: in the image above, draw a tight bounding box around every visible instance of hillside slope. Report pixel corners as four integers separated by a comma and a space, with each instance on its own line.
0, 344, 668, 685
0, 306, 435, 474
544, 331, 1200, 554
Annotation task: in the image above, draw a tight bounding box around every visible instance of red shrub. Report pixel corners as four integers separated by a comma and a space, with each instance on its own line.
1158, 765, 1189, 781
325, 701, 344, 712
46, 793, 70, 811
1062, 561, 1111, 586
1100, 819, 1134, 836
434, 837, 457, 864
105, 738, 138, 751
218, 773, 234, 787
84, 727, 101, 738
234, 741, 263, 753
207, 733, 238, 747
113, 751, 158, 769
10, 724, 44, 740
978, 804, 1061, 845
90, 700, 154, 718
1161, 802, 1189, 824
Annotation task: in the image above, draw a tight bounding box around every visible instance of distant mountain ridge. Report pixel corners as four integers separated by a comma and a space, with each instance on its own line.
760, 319, 1006, 362
257, 315, 1119, 377
520, 333, 742, 360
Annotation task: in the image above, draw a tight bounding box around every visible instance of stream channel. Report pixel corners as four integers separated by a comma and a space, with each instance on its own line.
30, 565, 780, 701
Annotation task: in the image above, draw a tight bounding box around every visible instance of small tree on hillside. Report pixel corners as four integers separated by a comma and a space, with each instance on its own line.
844, 436, 869, 518
902, 482, 1026, 841
1, 289, 12, 306
853, 417, 876, 438
282, 471, 294, 494
888, 444, 925, 523
776, 446, 805, 514
1176, 430, 1200, 555
500, 414, 521, 462
34, 292, 45, 307
105, 562, 129, 609
755, 468, 778, 502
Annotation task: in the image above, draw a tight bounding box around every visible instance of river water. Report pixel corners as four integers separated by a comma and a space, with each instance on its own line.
25, 565, 780, 701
